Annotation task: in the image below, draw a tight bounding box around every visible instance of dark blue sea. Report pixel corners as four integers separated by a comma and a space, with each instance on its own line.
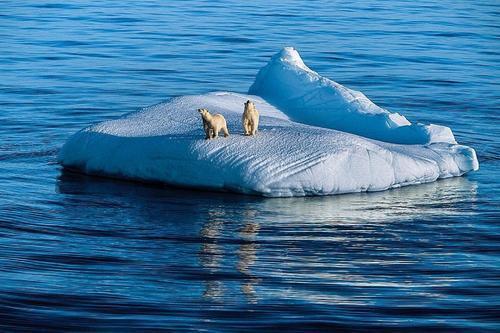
1, 1, 499, 331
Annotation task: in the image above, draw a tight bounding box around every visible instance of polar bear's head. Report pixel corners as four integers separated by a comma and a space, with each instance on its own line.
197, 108, 209, 117
244, 100, 255, 112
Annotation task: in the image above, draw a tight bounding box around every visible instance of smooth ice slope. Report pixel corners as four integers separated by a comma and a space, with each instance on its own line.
250, 47, 455, 145
59, 91, 478, 197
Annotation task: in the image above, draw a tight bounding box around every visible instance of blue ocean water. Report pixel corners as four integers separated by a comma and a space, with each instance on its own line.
1, 0, 499, 331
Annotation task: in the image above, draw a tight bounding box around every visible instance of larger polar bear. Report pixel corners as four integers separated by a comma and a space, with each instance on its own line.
242, 100, 260, 136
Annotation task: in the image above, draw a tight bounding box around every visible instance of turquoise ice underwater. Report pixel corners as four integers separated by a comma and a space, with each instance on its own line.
59, 48, 479, 197
1, 0, 499, 332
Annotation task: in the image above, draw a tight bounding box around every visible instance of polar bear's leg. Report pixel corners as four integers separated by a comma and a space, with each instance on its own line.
242, 116, 247, 135
251, 117, 259, 136
243, 118, 250, 135
203, 122, 208, 139
205, 126, 212, 140
222, 125, 229, 137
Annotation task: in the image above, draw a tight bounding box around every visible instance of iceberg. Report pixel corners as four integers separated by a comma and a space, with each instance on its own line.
58, 48, 478, 197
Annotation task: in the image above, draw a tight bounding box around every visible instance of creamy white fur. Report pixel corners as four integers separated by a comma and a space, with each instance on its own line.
198, 108, 229, 139
242, 100, 259, 136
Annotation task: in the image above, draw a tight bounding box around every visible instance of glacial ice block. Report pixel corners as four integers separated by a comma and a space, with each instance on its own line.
59, 90, 478, 197
249, 47, 456, 145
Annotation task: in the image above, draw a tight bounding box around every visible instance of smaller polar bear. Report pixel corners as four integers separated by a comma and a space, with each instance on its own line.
242, 100, 259, 136
198, 108, 229, 139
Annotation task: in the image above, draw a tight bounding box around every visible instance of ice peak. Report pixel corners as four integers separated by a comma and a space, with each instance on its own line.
273, 47, 310, 71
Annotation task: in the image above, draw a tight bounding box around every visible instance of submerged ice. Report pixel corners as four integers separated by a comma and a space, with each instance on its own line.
59, 48, 478, 197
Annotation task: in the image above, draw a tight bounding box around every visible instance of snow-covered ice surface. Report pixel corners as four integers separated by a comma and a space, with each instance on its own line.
59, 48, 479, 197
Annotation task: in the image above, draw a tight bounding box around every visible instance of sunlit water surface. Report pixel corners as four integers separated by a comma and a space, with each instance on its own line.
1, 1, 499, 331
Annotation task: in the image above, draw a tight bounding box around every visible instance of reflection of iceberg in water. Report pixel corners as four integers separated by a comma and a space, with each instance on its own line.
253, 178, 479, 305
56, 170, 478, 305
261, 177, 478, 224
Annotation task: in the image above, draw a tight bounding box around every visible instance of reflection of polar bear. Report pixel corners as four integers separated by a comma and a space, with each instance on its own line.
198, 108, 229, 139
242, 100, 259, 136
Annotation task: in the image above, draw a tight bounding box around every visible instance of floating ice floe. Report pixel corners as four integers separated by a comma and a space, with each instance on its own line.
59, 47, 478, 197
